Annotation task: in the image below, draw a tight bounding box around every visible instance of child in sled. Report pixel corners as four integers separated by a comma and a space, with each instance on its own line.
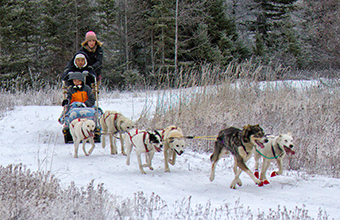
58, 72, 95, 124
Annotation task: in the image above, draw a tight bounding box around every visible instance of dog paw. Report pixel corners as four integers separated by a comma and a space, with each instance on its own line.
141, 171, 146, 174
263, 179, 270, 185
230, 184, 236, 189
254, 178, 261, 185
164, 169, 170, 173
122, 152, 127, 156
271, 171, 278, 177
254, 170, 259, 179
209, 175, 215, 182
258, 181, 264, 187
149, 167, 154, 170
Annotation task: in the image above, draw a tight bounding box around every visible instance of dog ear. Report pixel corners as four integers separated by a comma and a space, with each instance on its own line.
243, 124, 251, 130
154, 130, 162, 139
242, 125, 251, 143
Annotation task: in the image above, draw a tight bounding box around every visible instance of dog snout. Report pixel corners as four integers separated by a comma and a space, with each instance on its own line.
289, 144, 294, 148
264, 138, 268, 143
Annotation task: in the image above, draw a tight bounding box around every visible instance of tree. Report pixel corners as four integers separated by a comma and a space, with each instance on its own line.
248, 0, 301, 66
302, 0, 340, 69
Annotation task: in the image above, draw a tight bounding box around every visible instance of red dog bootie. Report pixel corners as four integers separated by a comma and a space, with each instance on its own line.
271, 171, 278, 177
254, 170, 259, 179
258, 179, 270, 187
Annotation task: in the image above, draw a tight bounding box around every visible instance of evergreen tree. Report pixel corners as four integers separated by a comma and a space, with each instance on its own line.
248, 0, 300, 66
204, 0, 250, 64
40, 0, 77, 79
0, 0, 40, 77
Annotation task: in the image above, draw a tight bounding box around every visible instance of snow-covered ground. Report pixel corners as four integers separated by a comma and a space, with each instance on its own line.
0, 91, 339, 219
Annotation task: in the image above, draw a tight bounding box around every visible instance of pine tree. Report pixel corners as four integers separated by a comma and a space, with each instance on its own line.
248, 0, 300, 66
0, 0, 42, 89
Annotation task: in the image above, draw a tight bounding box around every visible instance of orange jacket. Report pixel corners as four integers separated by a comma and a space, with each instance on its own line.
70, 90, 88, 104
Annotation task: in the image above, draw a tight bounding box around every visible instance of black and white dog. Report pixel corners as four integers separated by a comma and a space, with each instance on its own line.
125, 129, 162, 174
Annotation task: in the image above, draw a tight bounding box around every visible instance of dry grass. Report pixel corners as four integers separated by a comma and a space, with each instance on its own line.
0, 164, 328, 219
138, 68, 340, 178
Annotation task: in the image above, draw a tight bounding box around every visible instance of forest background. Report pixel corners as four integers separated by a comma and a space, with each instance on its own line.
0, 0, 339, 91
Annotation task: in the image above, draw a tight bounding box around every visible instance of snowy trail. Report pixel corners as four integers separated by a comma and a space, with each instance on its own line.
0, 100, 339, 219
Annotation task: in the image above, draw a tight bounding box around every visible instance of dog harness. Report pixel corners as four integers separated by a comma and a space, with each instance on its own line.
160, 126, 177, 140
103, 112, 120, 132
255, 143, 284, 159
127, 130, 150, 152
71, 118, 93, 140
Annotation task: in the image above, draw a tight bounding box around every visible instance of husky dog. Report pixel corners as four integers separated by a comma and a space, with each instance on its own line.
125, 129, 162, 174
69, 118, 96, 158
254, 132, 295, 187
159, 125, 185, 172
209, 124, 266, 189
100, 110, 135, 155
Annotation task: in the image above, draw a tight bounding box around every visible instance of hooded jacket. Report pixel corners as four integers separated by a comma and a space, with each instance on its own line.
79, 45, 103, 77
62, 52, 97, 86
66, 84, 95, 107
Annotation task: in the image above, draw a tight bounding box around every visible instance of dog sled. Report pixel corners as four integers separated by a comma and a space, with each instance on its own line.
59, 71, 103, 144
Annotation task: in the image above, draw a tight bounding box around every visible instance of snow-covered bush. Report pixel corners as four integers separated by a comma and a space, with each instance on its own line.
0, 164, 329, 219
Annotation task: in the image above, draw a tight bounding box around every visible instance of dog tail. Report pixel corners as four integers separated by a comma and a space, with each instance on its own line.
210, 139, 223, 162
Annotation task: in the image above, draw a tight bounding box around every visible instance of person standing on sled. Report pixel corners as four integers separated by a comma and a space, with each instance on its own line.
62, 52, 96, 87
75, 31, 103, 85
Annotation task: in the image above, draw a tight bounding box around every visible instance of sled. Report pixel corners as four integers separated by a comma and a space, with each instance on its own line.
59, 71, 102, 144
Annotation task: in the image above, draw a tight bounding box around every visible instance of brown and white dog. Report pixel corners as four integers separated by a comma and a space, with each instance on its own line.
209, 124, 266, 189
69, 118, 96, 158
159, 125, 185, 172
125, 128, 162, 174
100, 110, 135, 155
254, 132, 295, 187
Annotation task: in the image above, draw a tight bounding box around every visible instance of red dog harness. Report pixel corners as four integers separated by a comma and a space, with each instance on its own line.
103, 112, 120, 131
71, 118, 93, 140
127, 129, 150, 152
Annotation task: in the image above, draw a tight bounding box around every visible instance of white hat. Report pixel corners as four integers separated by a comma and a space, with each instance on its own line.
74, 53, 87, 68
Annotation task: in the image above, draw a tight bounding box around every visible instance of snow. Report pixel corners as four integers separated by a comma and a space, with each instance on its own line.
0, 91, 339, 219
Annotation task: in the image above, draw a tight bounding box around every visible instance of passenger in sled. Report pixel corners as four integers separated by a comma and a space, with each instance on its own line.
58, 71, 100, 143
61, 52, 97, 87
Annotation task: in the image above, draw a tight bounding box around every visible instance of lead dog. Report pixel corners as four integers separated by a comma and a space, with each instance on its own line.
125, 128, 162, 174
100, 110, 135, 155
69, 118, 96, 158
159, 125, 185, 172
209, 124, 266, 189
254, 132, 295, 186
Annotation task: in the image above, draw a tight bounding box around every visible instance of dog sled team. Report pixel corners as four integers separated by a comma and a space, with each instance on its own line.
58, 31, 296, 189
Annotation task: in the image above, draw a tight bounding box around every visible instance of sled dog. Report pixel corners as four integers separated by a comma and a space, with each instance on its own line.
100, 110, 135, 155
209, 124, 266, 189
125, 129, 162, 174
160, 125, 185, 172
254, 132, 295, 186
69, 118, 96, 158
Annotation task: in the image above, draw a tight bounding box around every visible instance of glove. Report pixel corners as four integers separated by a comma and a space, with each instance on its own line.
62, 99, 69, 106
